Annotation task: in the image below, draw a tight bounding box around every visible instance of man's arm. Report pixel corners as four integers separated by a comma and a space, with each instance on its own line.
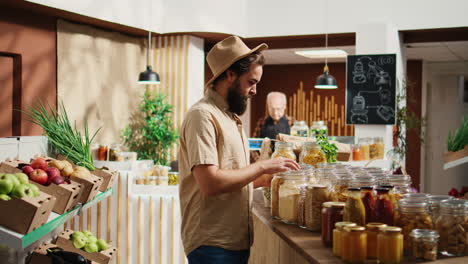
193, 157, 299, 196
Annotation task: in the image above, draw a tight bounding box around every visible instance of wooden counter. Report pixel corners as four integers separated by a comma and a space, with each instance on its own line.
249, 190, 468, 264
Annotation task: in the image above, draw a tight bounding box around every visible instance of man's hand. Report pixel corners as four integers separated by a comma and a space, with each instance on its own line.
256, 157, 300, 175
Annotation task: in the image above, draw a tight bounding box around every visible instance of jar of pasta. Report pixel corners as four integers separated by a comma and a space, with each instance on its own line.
322, 202, 345, 247
370, 137, 385, 160
410, 229, 439, 261
330, 173, 352, 202
278, 172, 307, 224
378, 226, 404, 264
396, 199, 433, 253
342, 226, 367, 263
358, 138, 371, 160
435, 199, 468, 256
333, 222, 357, 257
344, 188, 366, 226
299, 142, 327, 168
270, 173, 285, 219
271, 141, 296, 160
427, 195, 453, 224
304, 184, 330, 231
366, 223, 387, 259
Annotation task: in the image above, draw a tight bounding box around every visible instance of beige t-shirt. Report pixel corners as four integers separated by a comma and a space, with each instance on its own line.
178, 88, 253, 255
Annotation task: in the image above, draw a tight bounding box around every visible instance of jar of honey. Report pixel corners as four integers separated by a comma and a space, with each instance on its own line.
342, 226, 367, 263
333, 222, 356, 257
366, 223, 387, 259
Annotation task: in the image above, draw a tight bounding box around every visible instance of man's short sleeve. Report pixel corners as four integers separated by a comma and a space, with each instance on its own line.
183, 109, 219, 170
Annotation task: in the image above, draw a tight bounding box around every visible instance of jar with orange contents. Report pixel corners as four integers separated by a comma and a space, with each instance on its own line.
333, 222, 356, 258
342, 226, 367, 263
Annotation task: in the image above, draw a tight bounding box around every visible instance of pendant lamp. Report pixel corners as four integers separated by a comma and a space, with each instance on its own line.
138, 30, 160, 84
315, 0, 337, 89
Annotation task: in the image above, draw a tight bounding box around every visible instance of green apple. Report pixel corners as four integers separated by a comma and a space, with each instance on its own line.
0, 194, 11, 201
83, 230, 93, 237
26, 184, 40, 197
0, 178, 14, 195
96, 239, 109, 251
71, 231, 85, 240
72, 235, 87, 249
1, 174, 20, 189
14, 173, 29, 184
87, 236, 97, 244
84, 242, 99, 253
11, 184, 34, 198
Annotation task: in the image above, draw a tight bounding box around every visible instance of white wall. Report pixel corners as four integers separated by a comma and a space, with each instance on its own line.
26, 0, 468, 37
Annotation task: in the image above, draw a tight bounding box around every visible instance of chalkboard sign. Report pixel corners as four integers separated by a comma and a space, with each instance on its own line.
345, 54, 396, 125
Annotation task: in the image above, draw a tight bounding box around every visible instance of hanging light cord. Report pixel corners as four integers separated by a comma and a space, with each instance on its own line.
324, 0, 329, 72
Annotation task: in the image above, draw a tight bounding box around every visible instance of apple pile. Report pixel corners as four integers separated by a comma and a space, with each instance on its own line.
70, 230, 109, 253
22, 158, 68, 185
0, 173, 40, 201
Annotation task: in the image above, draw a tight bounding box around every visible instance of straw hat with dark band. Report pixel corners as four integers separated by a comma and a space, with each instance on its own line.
206, 36, 268, 85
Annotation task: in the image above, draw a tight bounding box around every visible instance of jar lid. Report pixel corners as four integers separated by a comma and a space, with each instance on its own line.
380, 226, 402, 233
379, 184, 394, 189
344, 226, 365, 232
428, 195, 453, 203
398, 198, 428, 208
375, 187, 390, 193
440, 199, 468, 210
410, 229, 439, 239
366, 223, 387, 231
275, 141, 293, 148
403, 193, 428, 199
347, 187, 361, 191
302, 141, 318, 147
307, 184, 327, 190
335, 222, 356, 229
323, 202, 345, 208
360, 186, 374, 190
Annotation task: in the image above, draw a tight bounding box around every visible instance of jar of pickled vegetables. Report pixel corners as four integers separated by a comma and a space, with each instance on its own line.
378, 226, 404, 264
299, 142, 327, 168
344, 188, 366, 226
374, 188, 395, 225
358, 138, 371, 160
370, 137, 385, 160
427, 195, 453, 224
278, 172, 307, 224
271, 141, 296, 160
379, 185, 399, 222
410, 229, 439, 261
322, 202, 345, 247
342, 226, 367, 263
330, 173, 352, 202
435, 199, 468, 256
333, 222, 357, 257
360, 187, 375, 224
270, 174, 285, 219
396, 199, 433, 253
304, 184, 330, 231
366, 222, 387, 259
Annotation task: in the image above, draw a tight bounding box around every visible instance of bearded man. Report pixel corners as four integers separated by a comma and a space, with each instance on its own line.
178, 36, 299, 264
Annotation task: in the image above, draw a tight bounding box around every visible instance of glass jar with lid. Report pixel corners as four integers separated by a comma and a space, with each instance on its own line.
373, 188, 395, 225
386, 174, 412, 200
330, 173, 352, 202
278, 171, 308, 224
322, 202, 345, 247
310, 120, 328, 137
352, 144, 362, 161
435, 199, 468, 256
370, 137, 385, 160
297, 185, 307, 228
304, 184, 330, 231
344, 188, 366, 226
402, 193, 429, 203
333, 222, 357, 257
271, 141, 296, 160
366, 223, 387, 259
291, 120, 309, 137
270, 173, 285, 219
358, 138, 371, 160
314, 168, 334, 186
378, 226, 404, 264
427, 195, 453, 223
342, 226, 367, 263
379, 185, 399, 222
396, 199, 433, 253
350, 175, 376, 189
299, 142, 327, 167
360, 187, 375, 224
300, 164, 315, 183
109, 143, 123, 161
410, 229, 439, 261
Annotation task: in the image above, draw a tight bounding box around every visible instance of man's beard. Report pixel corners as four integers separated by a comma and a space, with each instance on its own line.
227, 79, 249, 115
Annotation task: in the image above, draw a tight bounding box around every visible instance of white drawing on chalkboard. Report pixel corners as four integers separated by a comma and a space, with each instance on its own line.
350, 87, 395, 124
352, 60, 367, 84
380, 88, 392, 104
350, 95, 369, 124
374, 70, 391, 86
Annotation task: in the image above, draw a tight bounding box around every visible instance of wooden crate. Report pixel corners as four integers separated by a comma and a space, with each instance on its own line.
92, 168, 116, 192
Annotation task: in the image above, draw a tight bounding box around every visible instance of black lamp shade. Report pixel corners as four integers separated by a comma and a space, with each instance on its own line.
315, 67, 337, 89
138, 65, 160, 84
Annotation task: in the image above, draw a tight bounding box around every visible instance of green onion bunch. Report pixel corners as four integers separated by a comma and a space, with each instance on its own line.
447, 117, 468, 152
24, 101, 100, 170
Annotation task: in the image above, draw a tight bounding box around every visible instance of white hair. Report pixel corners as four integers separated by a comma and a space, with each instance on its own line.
266, 92, 287, 106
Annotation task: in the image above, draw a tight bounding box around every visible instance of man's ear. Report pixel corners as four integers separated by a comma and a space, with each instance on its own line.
226, 70, 238, 83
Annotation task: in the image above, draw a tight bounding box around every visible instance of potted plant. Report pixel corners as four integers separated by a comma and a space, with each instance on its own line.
121, 91, 178, 165
445, 117, 468, 163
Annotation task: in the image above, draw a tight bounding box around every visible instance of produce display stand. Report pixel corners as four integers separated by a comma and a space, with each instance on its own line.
0, 188, 113, 262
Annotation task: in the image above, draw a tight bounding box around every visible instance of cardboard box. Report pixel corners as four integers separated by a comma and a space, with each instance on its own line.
337, 151, 352, 161
0, 192, 56, 234
92, 168, 116, 192
0, 160, 23, 173
55, 229, 117, 264
32, 180, 82, 214
29, 243, 57, 264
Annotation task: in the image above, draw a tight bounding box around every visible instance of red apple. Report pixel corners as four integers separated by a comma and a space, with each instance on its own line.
30, 169, 48, 185
50, 176, 65, 185
30, 158, 48, 170
46, 167, 61, 179
22, 165, 34, 175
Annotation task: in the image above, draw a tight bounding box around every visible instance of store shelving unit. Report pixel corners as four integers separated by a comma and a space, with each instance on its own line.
0, 188, 113, 250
